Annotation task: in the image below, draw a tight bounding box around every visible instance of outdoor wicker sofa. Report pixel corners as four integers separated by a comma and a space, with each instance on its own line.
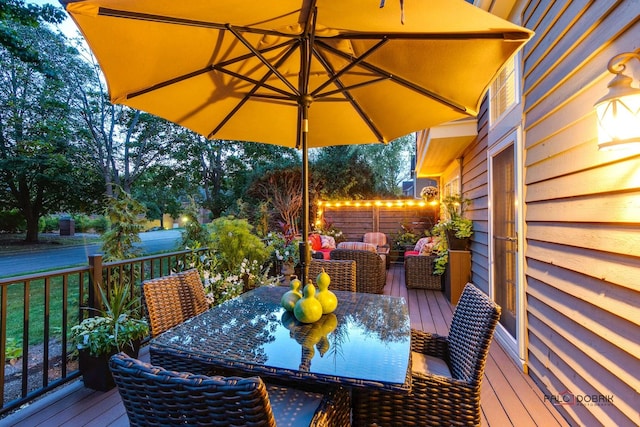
109, 352, 351, 427
142, 269, 208, 337
352, 283, 501, 426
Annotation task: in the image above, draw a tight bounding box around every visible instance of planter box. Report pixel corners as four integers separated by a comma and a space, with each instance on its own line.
78, 341, 140, 391
445, 230, 470, 251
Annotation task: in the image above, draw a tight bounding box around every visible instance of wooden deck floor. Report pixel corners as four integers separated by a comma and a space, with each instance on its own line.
1, 264, 570, 427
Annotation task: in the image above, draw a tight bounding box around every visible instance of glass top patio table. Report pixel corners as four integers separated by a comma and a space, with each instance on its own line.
149, 285, 411, 392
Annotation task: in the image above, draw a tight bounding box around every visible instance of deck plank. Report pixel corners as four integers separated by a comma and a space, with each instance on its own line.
1, 264, 569, 427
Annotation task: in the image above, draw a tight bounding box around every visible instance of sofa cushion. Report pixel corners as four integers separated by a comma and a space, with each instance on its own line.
308, 233, 323, 251
404, 250, 420, 257
411, 352, 452, 378
337, 241, 377, 253
316, 248, 332, 259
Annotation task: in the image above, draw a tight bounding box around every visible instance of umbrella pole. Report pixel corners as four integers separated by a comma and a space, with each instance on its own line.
300, 97, 311, 286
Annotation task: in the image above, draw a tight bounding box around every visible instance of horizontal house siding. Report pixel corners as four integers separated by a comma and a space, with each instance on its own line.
521, 1, 640, 426
461, 100, 490, 295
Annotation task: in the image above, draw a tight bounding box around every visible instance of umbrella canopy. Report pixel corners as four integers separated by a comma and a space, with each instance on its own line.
62, 0, 532, 283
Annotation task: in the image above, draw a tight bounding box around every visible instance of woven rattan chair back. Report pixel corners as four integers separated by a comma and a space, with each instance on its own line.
308, 259, 356, 292
351, 283, 501, 426
109, 352, 278, 426
330, 248, 385, 294
448, 283, 501, 384
110, 352, 351, 427
143, 269, 208, 337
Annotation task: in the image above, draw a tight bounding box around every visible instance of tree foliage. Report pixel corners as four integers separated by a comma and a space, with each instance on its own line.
0, 20, 102, 241
101, 188, 146, 261
0, 0, 66, 74
71, 50, 179, 197
248, 167, 305, 236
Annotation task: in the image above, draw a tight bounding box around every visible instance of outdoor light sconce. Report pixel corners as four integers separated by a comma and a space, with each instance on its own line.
593, 51, 640, 150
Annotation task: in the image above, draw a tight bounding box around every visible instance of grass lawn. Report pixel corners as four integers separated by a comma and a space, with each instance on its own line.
4, 276, 84, 359
0, 233, 102, 255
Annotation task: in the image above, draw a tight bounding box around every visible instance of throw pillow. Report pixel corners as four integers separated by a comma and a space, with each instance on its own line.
414, 237, 432, 254
320, 235, 336, 249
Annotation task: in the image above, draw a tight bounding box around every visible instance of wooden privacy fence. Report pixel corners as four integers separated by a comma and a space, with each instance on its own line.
317, 200, 439, 242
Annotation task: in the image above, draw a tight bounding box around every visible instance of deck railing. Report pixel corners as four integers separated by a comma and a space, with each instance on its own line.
0, 249, 197, 416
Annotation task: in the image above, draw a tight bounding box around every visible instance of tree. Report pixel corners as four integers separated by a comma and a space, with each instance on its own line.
132, 165, 184, 228
0, 21, 102, 241
101, 188, 146, 261
173, 132, 300, 218
71, 47, 179, 197
311, 145, 377, 200
359, 134, 414, 195
248, 167, 305, 236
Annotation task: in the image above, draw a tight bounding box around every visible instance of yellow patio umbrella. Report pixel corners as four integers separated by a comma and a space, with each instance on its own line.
61, 0, 532, 284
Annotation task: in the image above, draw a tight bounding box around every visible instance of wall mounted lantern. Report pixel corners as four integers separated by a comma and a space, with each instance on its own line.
593, 52, 640, 150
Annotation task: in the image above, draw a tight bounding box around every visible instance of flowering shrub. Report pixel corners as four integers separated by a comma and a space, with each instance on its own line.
265, 231, 300, 265
182, 245, 279, 307
200, 258, 279, 306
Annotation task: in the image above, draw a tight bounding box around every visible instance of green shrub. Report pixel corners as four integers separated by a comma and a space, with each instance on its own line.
0, 210, 26, 233
71, 214, 92, 232
207, 216, 270, 272
89, 216, 108, 233
39, 215, 60, 232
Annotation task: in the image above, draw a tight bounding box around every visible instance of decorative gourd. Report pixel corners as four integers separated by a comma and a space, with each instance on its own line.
316, 314, 338, 356
293, 282, 323, 323
281, 277, 302, 312
315, 268, 338, 314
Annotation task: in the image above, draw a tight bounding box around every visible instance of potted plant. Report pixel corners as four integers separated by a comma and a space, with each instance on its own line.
389, 224, 421, 263
432, 194, 473, 275
71, 281, 149, 391
265, 226, 300, 279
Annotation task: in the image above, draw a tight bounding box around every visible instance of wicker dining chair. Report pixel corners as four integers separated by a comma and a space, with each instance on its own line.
110, 352, 351, 427
352, 283, 501, 426
330, 247, 385, 294
404, 254, 442, 290
142, 269, 208, 337
308, 259, 356, 292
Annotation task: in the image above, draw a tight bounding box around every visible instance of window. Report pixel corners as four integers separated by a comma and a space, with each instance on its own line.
444, 177, 460, 198
490, 55, 519, 125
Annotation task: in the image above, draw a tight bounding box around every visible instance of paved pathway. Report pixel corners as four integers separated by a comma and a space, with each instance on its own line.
0, 230, 182, 278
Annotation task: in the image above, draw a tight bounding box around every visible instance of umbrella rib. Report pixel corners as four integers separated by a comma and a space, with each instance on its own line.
329, 31, 531, 41
96, 7, 296, 38
226, 24, 300, 97
312, 47, 386, 143
214, 39, 297, 69
316, 39, 469, 114
214, 68, 295, 99
208, 40, 301, 138
126, 66, 214, 100
125, 40, 298, 100
311, 37, 389, 97
317, 77, 390, 98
